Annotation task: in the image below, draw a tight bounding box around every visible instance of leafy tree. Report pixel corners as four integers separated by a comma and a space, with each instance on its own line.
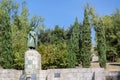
101, 16, 117, 62
112, 9, 120, 58
101, 9, 120, 62
12, 1, 29, 69
81, 7, 91, 68
38, 25, 68, 69
37, 43, 67, 69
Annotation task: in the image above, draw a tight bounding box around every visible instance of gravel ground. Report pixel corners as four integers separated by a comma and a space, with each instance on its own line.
90, 62, 120, 71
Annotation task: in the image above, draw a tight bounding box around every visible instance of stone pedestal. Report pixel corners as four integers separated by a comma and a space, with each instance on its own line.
25, 49, 41, 80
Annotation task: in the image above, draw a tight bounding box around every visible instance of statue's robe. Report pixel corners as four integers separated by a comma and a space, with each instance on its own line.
28, 31, 37, 49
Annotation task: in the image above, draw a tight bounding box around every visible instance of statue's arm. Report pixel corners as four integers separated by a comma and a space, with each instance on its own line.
35, 33, 38, 47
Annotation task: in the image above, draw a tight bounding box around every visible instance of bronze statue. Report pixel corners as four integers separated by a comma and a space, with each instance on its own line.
28, 27, 37, 49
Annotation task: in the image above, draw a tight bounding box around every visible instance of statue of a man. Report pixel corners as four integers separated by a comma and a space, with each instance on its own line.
28, 27, 37, 49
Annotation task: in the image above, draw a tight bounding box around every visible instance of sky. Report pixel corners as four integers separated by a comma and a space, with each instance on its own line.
15, 0, 120, 45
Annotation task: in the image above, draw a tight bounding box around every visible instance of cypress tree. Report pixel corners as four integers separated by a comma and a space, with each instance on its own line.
73, 18, 81, 64
0, 24, 2, 56
67, 17, 80, 67
96, 19, 106, 68
67, 40, 76, 68
81, 8, 91, 68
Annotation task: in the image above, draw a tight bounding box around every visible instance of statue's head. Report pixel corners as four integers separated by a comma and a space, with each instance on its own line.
31, 27, 35, 31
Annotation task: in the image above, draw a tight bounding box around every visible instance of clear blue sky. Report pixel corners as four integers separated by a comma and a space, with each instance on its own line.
15, 0, 120, 45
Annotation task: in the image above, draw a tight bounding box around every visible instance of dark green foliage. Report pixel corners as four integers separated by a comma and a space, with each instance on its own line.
1, 17, 14, 68
38, 29, 51, 44
50, 25, 65, 44
81, 8, 91, 68
73, 18, 81, 64
0, 21, 2, 59
38, 25, 66, 45
67, 40, 76, 68
78, 24, 83, 64
95, 19, 106, 68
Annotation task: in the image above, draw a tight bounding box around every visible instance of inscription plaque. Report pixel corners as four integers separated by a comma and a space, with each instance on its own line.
54, 73, 60, 78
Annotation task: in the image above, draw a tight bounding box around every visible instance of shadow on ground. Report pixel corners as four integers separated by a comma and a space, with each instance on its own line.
109, 64, 120, 66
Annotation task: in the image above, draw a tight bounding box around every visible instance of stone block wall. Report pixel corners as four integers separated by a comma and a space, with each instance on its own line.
0, 69, 120, 80
39, 70, 48, 80
0, 69, 104, 80
0, 69, 22, 80
45, 68, 105, 80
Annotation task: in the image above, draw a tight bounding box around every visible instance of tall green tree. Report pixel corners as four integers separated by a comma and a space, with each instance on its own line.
72, 18, 81, 64
0, 13, 2, 57
67, 17, 80, 67
0, 9, 3, 64
0, 0, 17, 68
81, 7, 91, 68
95, 19, 106, 68
89, 6, 107, 67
